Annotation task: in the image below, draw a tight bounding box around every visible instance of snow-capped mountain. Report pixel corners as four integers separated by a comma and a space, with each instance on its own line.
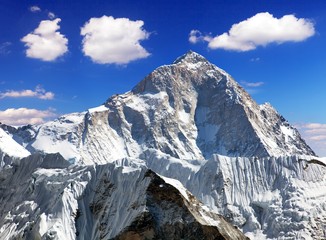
3, 51, 315, 165
130, 51, 314, 158
0, 154, 247, 240
1, 51, 324, 239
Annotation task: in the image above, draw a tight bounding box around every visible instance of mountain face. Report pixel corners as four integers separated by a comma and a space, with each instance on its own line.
3, 51, 314, 164
0, 154, 247, 240
1, 51, 324, 239
129, 51, 314, 158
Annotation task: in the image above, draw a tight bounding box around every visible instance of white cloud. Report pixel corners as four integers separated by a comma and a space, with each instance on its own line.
296, 123, 326, 157
240, 81, 264, 94
189, 29, 212, 44
0, 108, 56, 125
241, 81, 264, 87
189, 30, 202, 44
190, 12, 315, 51
30, 6, 41, 13
81, 15, 150, 64
0, 42, 12, 55
0, 85, 54, 100
48, 12, 56, 19
21, 18, 68, 61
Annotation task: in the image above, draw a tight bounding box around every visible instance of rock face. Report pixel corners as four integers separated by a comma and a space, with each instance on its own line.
131, 51, 314, 158
2, 52, 314, 164
116, 169, 248, 240
0, 51, 324, 239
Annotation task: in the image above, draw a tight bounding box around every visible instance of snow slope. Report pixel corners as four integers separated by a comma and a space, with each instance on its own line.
0, 154, 247, 240
0, 51, 323, 239
2, 52, 315, 166
0, 128, 30, 169
143, 150, 326, 239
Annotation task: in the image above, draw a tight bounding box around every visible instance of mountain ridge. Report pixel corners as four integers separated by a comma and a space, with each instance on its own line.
2, 51, 315, 162
0, 51, 324, 239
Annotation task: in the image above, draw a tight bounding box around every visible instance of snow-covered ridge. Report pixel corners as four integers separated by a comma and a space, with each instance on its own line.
0, 51, 322, 239
0, 128, 30, 158
1, 151, 324, 239
0, 153, 247, 240
0, 128, 30, 169
145, 153, 326, 239
2, 51, 314, 164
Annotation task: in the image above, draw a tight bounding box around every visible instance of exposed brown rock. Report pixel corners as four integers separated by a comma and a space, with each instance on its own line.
115, 170, 249, 240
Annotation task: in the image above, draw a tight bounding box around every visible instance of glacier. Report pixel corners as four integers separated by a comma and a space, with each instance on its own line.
0, 51, 325, 239
0, 154, 247, 239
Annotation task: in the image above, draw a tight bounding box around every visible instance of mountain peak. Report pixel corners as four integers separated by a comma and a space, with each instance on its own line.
173, 50, 208, 65
129, 51, 315, 159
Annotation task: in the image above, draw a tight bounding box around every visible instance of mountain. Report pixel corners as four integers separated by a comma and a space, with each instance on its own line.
0, 154, 247, 240
1, 51, 325, 239
3, 51, 315, 165
130, 51, 315, 158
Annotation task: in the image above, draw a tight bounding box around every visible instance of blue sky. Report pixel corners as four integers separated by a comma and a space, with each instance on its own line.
0, 0, 325, 156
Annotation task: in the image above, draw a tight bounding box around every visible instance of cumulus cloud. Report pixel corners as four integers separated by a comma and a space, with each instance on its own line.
190, 12, 315, 51
81, 15, 150, 64
0, 108, 56, 125
0, 85, 54, 100
189, 30, 203, 44
296, 123, 326, 157
189, 30, 212, 44
29, 6, 41, 13
21, 18, 68, 61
